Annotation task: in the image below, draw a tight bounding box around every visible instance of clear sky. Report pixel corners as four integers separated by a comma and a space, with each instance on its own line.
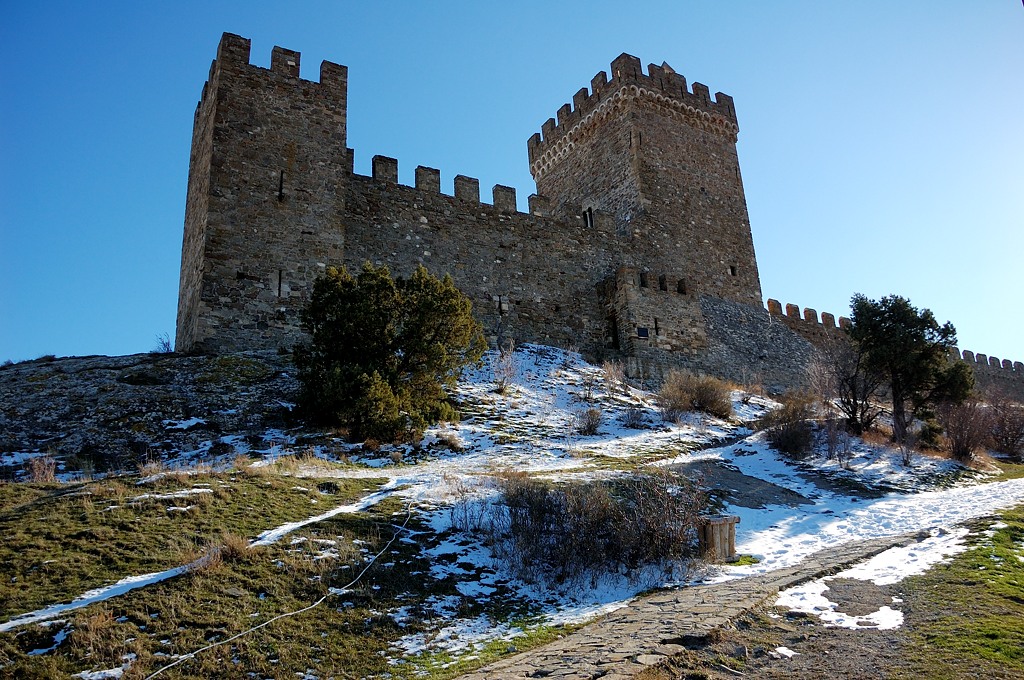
2, 1, 1022, 364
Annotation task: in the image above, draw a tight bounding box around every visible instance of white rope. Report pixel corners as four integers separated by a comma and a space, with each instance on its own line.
144, 503, 413, 679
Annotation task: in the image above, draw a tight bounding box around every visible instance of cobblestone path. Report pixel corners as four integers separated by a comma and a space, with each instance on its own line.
458, 532, 925, 679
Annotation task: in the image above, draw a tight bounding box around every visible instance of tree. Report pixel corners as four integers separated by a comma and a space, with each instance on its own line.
816, 333, 885, 436
936, 397, 989, 462
848, 294, 973, 444
293, 263, 486, 440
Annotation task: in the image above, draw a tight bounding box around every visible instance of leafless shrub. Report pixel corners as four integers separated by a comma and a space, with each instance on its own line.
579, 374, 598, 403
658, 370, 733, 421
574, 407, 602, 435
435, 431, 464, 452
818, 416, 842, 461
492, 340, 518, 394
602, 360, 625, 394
26, 455, 57, 483
898, 429, 918, 467
622, 406, 646, 429
489, 470, 707, 583
759, 391, 816, 458
987, 392, 1024, 461
836, 427, 854, 469
561, 343, 579, 369
151, 332, 173, 354
937, 398, 990, 463
818, 334, 884, 435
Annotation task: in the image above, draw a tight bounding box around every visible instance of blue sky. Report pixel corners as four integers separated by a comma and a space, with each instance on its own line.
2, 1, 1022, 364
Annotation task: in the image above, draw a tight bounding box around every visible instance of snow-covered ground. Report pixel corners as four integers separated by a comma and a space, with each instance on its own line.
5, 344, 1024, 669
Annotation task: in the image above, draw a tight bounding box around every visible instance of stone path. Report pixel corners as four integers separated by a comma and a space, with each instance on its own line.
458, 531, 926, 679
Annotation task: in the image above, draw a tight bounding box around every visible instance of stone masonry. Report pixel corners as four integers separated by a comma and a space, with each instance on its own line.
176, 33, 1023, 392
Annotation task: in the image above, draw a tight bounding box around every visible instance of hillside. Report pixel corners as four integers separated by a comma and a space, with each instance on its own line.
1, 345, 1023, 678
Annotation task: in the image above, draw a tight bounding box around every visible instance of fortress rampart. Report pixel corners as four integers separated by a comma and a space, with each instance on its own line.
175, 34, 1023, 399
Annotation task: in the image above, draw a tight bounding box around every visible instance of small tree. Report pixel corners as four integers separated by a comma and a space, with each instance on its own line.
987, 391, 1024, 461
936, 397, 989, 463
294, 263, 486, 440
849, 294, 973, 444
818, 333, 884, 435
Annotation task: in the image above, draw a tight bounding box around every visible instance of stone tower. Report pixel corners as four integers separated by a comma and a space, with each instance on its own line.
528, 53, 761, 307
176, 33, 349, 352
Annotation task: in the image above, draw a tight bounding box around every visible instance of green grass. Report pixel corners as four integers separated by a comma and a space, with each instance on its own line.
896, 503, 1024, 679
0, 468, 582, 679
989, 459, 1024, 481
0, 468, 385, 620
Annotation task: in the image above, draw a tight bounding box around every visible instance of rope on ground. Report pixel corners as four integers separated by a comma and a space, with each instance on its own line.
144, 502, 413, 679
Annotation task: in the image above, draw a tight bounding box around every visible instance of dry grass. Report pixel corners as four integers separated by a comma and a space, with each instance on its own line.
26, 455, 57, 483
658, 370, 734, 421
489, 469, 707, 583
574, 408, 603, 435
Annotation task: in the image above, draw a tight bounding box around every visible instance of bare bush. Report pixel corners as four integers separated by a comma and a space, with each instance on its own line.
937, 398, 990, 463
151, 332, 173, 354
492, 340, 518, 394
574, 407, 602, 435
818, 335, 884, 435
602, 360, 625, 394
898, 429, 918, 467
760, 391, 816, 458
622, 406, 646, 429
988, 392, 1024, 461
489, 470, 707, 583
658, 370, 733, 420
561, 343, 579, 369
435, 431, 464, 452
26, 455, 57, 483
576, 374, 598, 403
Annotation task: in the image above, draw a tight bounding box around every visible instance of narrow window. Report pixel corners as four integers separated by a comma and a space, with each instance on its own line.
677, 279, 688, 295
730, 265, 738, 277
658, 274, 668, 292
639, 272, 649, 288
277, 269, 283, 297
653, 318, 660, 336
278, 170, 285, 202
582, 207, 594, 229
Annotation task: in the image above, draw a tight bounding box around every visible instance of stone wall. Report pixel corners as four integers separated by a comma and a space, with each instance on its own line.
765, 299, 1024, 400
956, 349, 1024, 402
175, 34, 767, 380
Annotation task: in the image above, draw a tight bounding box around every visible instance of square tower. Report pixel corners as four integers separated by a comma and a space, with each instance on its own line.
176, 33, 349, 353
528, 54, 762, 307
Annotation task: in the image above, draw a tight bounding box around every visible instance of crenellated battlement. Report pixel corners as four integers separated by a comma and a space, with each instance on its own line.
766, 299, 851, 330
197, 33, 347, 113
955, 349, 1024, 374
527, 53, 739, 177
354, 152, 617, 222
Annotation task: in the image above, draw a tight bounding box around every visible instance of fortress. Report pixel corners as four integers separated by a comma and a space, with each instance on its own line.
176, 33, 1022, 395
